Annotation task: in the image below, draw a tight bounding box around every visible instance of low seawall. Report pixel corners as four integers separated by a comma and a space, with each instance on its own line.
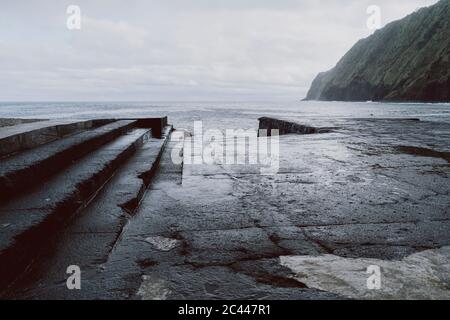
258, 117, 332, 135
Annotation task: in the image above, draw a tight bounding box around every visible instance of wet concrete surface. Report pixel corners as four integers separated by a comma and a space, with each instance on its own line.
281, 246, 450, 300
5, 117, 450, 299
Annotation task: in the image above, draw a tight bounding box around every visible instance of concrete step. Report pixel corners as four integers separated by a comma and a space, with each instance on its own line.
118, 125, 172, 214
0, 128, 151, 292
0, 120, 137, 204
1, 127, 173, 299
0, 119, 114, 157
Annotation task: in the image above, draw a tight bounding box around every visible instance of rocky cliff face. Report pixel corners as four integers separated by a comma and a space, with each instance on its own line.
305, 0, 450, 102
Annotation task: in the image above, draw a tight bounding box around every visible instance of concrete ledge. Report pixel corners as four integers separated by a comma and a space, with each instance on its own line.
0, 119, 114, 157
124, 117, 168, 138
0, 126, 173, 299
0, 117, 172, 294
0, 120, 137, 204
258, 117, 333, 135
0, 128, 152, 291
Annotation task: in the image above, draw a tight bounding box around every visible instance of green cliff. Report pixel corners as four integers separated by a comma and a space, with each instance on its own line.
305, 0, 450, 102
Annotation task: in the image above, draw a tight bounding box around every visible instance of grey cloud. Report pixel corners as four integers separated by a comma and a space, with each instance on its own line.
0, 0, 439, 101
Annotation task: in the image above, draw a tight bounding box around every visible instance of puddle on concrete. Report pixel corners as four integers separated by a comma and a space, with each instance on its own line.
137, 275, 171, 300
145, 236, 181, 251
280, 246, 450, 300
395, 146, 450, 163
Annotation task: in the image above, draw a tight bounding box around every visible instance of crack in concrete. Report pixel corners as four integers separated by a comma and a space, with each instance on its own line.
127, 218, 450, 236
97, 133, 171, 267
301, 228, 334, 254
179, 253, 307, 289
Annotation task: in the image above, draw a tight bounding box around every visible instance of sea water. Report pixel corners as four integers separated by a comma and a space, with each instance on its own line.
0, 101, 449, 132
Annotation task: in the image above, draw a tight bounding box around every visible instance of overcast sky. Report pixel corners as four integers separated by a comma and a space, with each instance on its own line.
0, 0, 439, 101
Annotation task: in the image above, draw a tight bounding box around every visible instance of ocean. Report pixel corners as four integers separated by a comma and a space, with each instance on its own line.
1, 101, 449, 132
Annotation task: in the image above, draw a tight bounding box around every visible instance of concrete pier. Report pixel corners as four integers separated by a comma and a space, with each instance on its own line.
0, 115, 449, 300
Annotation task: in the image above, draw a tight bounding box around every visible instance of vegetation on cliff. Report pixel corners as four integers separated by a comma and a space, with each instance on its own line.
305, 0, 449, 102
